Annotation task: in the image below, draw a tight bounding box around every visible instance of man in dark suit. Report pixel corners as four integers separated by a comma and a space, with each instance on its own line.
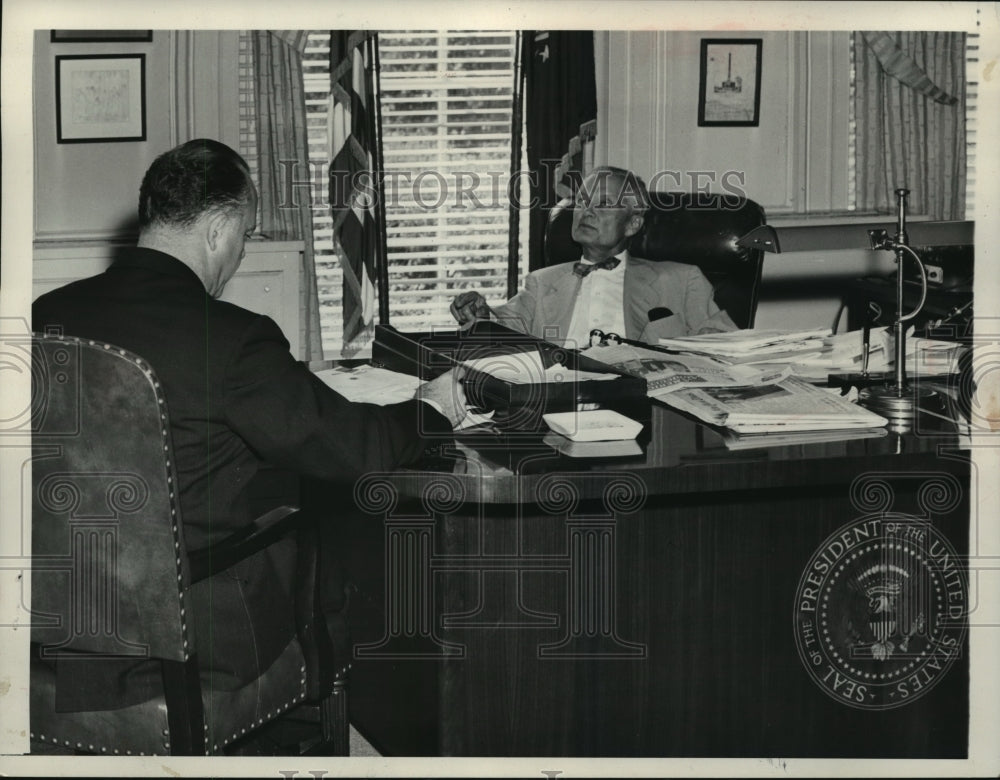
450, 166, 736, 347
32, 138, 466, 710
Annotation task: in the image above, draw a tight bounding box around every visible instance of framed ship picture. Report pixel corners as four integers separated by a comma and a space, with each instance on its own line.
698, 38, 762, 127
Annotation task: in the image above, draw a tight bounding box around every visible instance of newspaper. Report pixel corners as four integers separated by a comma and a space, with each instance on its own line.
718, 425, 889, 451
657, 327, 832, 359
660, 376, 889, 433
583, 343, 790, 397
658, 327, 965, 379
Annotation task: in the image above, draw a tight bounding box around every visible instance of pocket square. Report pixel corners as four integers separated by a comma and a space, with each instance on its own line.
648, 307, 675, 322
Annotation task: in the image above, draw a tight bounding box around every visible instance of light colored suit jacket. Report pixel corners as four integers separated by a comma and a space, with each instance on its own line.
492, 256, 737, 345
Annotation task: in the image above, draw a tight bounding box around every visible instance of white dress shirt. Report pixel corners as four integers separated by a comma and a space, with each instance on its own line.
564, 251, 628, 349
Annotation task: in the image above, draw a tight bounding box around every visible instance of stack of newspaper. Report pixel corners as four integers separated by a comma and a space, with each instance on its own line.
584, 338, 889, 434
583, 342, 791, 398
657, 327, 834, 364
657, 326, 963, 380
662, 377, 889, 434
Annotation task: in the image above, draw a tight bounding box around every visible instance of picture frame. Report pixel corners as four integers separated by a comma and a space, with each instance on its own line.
55, 54, 147, 143
50, 30, 152, 43
697, 38, 762, 127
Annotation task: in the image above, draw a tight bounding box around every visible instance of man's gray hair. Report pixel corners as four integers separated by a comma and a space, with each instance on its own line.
580, 166, 651, 216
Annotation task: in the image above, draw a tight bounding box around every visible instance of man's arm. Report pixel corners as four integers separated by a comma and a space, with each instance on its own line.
680, 265, 738, 334
450, 278, 537, 336
490, 273, 540, 336
222, 316, 457, 479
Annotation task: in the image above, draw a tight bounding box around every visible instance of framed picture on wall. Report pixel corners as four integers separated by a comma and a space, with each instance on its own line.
55, 54, 147, 143
698, 38, 762, 127
51, 30, 153, 43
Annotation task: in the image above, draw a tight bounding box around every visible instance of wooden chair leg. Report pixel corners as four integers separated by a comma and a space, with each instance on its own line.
318, 679, 349, 756
162, 657, 207, 755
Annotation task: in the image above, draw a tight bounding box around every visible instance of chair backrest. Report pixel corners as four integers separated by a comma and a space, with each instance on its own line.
544, 192, 768, 329
31, 334, 194, 663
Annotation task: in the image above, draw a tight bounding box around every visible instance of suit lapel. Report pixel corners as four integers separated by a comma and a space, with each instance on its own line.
540, 267, 581, 342
623, 259, 660, 340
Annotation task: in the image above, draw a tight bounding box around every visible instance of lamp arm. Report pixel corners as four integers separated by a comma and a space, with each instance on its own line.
896, 243, 928, 323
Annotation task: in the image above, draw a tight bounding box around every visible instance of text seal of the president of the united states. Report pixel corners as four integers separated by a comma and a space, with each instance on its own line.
793, 516, 967, 710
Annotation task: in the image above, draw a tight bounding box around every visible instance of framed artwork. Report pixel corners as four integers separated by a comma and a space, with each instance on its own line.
55, 54, 147, 143
51, 30, 152, 43
697, 38, 762, 127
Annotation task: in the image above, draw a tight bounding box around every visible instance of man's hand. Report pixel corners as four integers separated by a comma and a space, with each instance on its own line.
450, 291, 492, 326
416, 367, 468, 429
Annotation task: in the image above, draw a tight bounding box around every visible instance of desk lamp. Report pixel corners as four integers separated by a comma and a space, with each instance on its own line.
736, 188, 935, 424
855, 188, 936, 421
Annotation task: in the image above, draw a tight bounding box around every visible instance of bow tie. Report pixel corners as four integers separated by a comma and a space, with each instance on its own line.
573, 257, 621, 277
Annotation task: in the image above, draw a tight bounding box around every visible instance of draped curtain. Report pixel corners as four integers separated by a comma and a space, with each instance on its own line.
252, 30, 324, 361
522, 31, 597, 271
854, 31, 966, 220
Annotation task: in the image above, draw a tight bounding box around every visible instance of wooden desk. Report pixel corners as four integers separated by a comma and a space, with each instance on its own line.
304, 400, 970, 757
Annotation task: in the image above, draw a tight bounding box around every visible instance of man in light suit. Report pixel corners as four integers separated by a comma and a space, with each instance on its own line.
451, 166, 737, 348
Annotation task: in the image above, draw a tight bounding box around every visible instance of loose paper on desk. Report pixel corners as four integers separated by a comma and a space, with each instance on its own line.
314, 364, 423, 405
461, 349, 617, 385
758, 327, 966, 380
660, 376, 889, 433
314, 364, 494, 431
657, 327, 965, 380
583, 343, 789, 398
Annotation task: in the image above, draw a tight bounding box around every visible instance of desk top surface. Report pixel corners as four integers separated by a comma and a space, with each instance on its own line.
377, 394, 969, 504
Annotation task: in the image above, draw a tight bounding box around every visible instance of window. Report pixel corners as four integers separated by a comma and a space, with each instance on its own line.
965, 32, 978, 217
240, 30, 526, 357
377, 31, 525, 336
848, 31, 975, 220
306, 30, 524, 356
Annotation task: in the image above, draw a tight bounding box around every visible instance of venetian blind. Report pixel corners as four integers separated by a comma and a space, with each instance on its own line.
377, 31, 525, 333
303, 30, 524, 355
965, 32, 978, 217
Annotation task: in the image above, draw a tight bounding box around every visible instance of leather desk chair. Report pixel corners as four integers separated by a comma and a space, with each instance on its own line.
545, 192, 768, 329
29, 334, 348, 756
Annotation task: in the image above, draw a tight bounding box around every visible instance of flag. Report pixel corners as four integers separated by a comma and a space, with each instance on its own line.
329, 30, 380, 349
523, 31, 597, 271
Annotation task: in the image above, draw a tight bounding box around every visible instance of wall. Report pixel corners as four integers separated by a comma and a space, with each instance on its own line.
30, 30, 312, 356
32, 30, 241, 241
594, 30, 892, 331
595, 30, 851, 215
33, 28, 891, 334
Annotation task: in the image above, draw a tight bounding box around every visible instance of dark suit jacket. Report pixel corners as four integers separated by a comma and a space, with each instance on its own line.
33, 247, 450, 710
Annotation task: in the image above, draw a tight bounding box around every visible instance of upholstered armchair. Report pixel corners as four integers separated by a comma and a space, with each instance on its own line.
29, 334, 348, 756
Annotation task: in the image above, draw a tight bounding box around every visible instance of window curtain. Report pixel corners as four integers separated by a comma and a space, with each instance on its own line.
854, 31, 966, 220
252, 30, 324, 361
522, 31, 597, 271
